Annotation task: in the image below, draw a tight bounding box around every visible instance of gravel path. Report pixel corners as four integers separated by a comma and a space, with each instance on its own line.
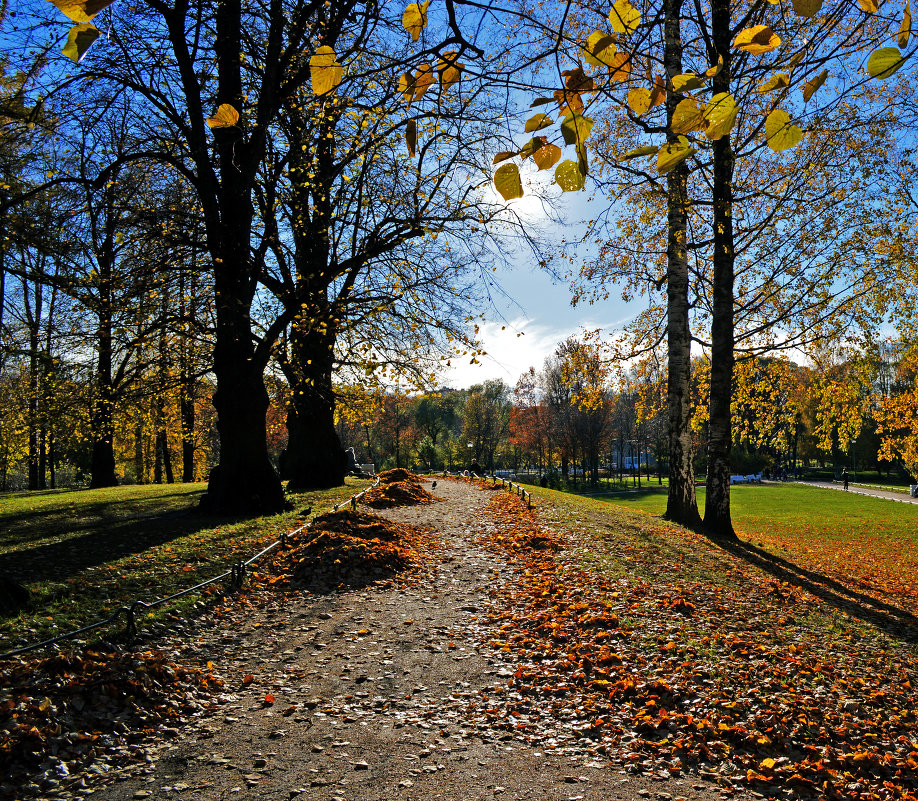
799, 480, 918, 505
83, 479, 747, 801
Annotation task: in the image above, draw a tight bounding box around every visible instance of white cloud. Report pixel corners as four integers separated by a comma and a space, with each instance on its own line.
443, 315, 620, 389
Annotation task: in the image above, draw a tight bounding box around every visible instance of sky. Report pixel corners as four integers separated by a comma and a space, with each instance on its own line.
439, 184, 649, 389
442, 254, 647, 389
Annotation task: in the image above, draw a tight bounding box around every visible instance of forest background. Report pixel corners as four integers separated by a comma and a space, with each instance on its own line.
1, 0, 917, 535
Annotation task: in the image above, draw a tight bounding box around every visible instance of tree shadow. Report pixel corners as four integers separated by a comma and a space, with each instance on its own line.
710, 535, 918, 644
0, 489, 206, 549
0, 495, 235, 589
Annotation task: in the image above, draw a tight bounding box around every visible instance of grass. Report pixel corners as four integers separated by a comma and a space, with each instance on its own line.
0, 479, 373, 654
561, 482, 918, 618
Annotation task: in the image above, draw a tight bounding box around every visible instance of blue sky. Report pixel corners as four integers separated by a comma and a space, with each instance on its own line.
444, 243, 647, 389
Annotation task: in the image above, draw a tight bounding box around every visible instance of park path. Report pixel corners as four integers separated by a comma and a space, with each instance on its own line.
799, 480, 918, 505
83, 478, 744, 801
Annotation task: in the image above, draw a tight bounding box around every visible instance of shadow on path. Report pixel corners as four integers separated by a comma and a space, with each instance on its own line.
713, 536, 918, 644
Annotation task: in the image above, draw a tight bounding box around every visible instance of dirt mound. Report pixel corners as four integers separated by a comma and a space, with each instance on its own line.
377, 468, 422, 485
310, 509, 403, 541
362, 480, 435, 508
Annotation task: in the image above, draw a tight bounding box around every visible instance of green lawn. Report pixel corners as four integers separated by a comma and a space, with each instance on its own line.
579, 482, 918, 614
0, 480, 372, 654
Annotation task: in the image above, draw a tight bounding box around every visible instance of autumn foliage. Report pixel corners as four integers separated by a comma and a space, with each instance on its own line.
474, 492, 918, 800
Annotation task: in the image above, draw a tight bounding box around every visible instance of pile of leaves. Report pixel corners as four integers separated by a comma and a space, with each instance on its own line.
377, 467, 423, 484
252, 509, 435, 592
0, 648, 216, 798
362, 478, 435, 508
473, 493, 918, 801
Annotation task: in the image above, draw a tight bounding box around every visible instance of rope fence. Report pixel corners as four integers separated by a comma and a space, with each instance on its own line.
0, 478, 380, 661
441, 469, 534, 509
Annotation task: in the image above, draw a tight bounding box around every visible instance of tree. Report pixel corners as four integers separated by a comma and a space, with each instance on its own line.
462, 380, 511, 472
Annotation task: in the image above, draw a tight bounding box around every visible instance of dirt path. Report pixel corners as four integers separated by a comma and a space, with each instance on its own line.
82, 479, 747, 801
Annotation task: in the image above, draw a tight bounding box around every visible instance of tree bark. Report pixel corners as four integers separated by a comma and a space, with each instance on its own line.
90, 299, 118, 488
703, 0, 738, 539
202, 267, 286, 514
281, 319, 346, 490
198, 0, 285, 515
662, 0, 703, 530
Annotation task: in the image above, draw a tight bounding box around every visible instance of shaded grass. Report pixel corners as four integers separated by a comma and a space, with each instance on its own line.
0, 480, 372, 652
536, 482, 918, 640
580, 483, 918, 614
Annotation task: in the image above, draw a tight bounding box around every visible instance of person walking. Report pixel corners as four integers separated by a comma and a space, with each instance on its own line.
842, 467, 849, 491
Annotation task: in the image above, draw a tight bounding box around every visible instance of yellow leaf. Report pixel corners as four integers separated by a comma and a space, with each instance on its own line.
620, 145, 659, 160
206, 103, 239, 129
524, 113, 553, 133
563, 67, 596, 93
560, 112, 593, 146
533, 143, 562, 170
734, 25, 781, 54
705, 55, 724, 77
757, 72, 790, 93
608, 0, 641, 34
402, 1, 430, 42
49, 0, 114, 23
760, 758, 777, 770
608, 51, 633, 82
859, 0, 878, 10
519, 136, 547, 160
554, 160, 585, 191
582, 31, 618, 67
702, 92, 737, 140
867, 46, 907, 79
62, 22, 100, 62
657, 138, 696, 173
764, 109, 803, 151
438, 51, 463, 90
649, 75, 666, 107
627, 87, 652, 115
899, 0, 912, 48
792, 0, 824, 16
672, 72, 704, 93
412, 64, 435, 100
576, 141, 589, 175
406, 119, 417, 156
492, 151, 516, 165
398, 72, 417, 104
311, 46, 344, 95
802, 69, 828, 101
671, 97, 704, 134
494, 163, 523, 200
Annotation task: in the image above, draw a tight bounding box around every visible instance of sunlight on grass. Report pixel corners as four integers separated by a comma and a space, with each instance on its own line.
0, 480, 372, 652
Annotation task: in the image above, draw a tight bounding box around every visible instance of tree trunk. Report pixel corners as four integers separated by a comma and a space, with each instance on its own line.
703, 0, 738, 539
197, 0, 285, 515
662, 0, 703, 530
203, 281, 285, 513
280, 313, 346, 491
90, 302, 118, 488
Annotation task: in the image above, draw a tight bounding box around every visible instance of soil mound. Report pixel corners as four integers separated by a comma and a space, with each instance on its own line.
362, 480, 435, 508
377, 468, 422, 485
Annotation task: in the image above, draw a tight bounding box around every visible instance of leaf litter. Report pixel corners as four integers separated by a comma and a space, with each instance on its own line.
2, 475, 916, 800
471, 492, 918, 801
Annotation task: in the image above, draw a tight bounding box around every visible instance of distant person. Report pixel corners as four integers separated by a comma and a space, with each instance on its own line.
842, 468, 849, 491
469, 458, 482, 476
539, 474, 548, 488
345, 447, 359, 473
